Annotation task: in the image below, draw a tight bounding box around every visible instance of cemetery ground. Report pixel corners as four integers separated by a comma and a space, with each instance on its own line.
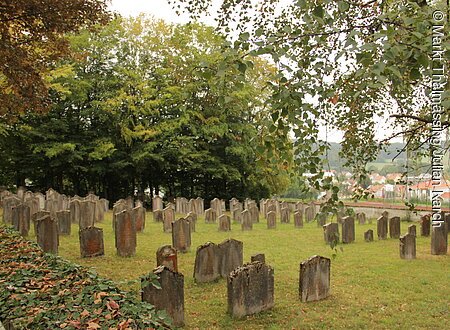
2, 210, 449, 329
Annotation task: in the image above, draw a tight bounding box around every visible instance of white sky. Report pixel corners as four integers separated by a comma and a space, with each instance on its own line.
108, 0, 401, 144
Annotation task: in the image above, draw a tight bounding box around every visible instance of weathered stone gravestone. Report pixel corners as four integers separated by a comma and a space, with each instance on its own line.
323, 223, 339, 246
389, 216, 401, 239
79, 200, 96, 229
156, 245, 178, 272
193, 242, 221, 283
24, 196, 40, 218
185, 211, 196, 232
377, 215, 388, 240
251, 253, 265, 263
408, 224, 416, 236
341, 216, 355, 244
241, 209, 252, 231
153, 209, 163, 222
420, 215, 431, 236
210, 198, 223, 217
399, 233, 416, 260
142, 266, 185, 327
69, 199, 81, 224
172, 218, 191, 253
152, 195, 163, 211
280, 207, 290, 223
249, 205, 259, 223
233, 205, 243, 223
31, 210, 50, 236
304, 206, 314, 223
36, 215, 59, 254
45, 198, 59, 220
12, 204, 31, 236
195, 197, 204, 215
218, 239, 243, 278
56, 210, 71, 235
2, 196, 21, 224
163, 207, 175, 233
79, 227, 104, 258
114, 210, 137, 257
218, 214, 231, 231
227, 262, 274, 319
299, 255, 330, 302
267, 211, 276, 229
132, 205, 146, 232
265, 203, 276, 219
356, 212, 366, 225
95, 200, 105, 222
431, 222, 448, 255
317, 213, 327, 227
100, 198, 109, 212
205, 208, 217, 223
294, 211, 303, 228
364, 229, 374, 242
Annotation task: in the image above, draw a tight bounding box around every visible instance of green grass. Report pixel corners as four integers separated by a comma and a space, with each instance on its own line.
9, 211, 450, 329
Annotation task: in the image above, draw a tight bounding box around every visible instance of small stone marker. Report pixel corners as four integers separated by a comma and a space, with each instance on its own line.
280, 207, 290, 223
12, 204, 31, 237
408, 224, 416, 236
56, 210, 71, 235
163, 207, 175, 233
364, 229, 374, 242
251, 253, 265, 263
420, 215, 430, 236
389, 216, 401, 239
341, 216, 355, 244
114, 210, 137, 257
323, 223, 339, 245
267, 211, 276, 229
153, 209, 163, 222
142, 266, 185, 327
205, 208, 217, 223
377, 215, 388, 240
172, 218, 191, 253
227, 262, 274, 318
218, 239, 243, 278
241, 209, 252, 231
294, 211, 303, 228
399, 233, 416, 260
156, 245, 178, 272
193, 242, 220, 283
299, 255, 331, 302
218, 214, 231, 231
431, 222, 448, 255
36, 215, 59, 254
79, 227, 104, 258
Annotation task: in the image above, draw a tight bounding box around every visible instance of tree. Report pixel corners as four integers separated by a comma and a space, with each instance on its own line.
0, 0, 110, 118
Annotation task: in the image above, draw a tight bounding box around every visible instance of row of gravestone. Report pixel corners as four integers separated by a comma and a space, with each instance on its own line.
143, 239, 331, 326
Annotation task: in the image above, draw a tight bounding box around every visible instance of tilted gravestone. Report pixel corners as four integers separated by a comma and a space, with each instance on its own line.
36, 215, 59, 254
79, 200, 96, 230
193, 242, 221, 283
153, 209, 163, 222
218, 214, 231, 231
241, 209, 252, 231
172, 218, 191, 253
420, 215, 431, 236
280, 207, 290, 223
408, 224, 416, 236
431, 221, 448, 255
294, 211, 303, 228
323, 223, 339, 246
12, 204, 31, 237
399, 233, 416, 260
357, 212, 366, 225
79, 227, 104, 258
163, 207, 175, 233
389, 216, 401, 239
218, 239, 243, 278
56, 210, 71, 235
114, 209, 137, 257
205, 208, 217, 223
299, 255, 331, 302
132, 205, 146, 232
142, 266, 185, 327
267, 211, 276, 229
156, 245, 178, 272
364, 229, 374, 242
69, 199, 81, 224
377, 215, 388, 240
251, 253, 265, 263
227, 262, 274, 319
185, 211, 196, 232
341, 216, 355, 244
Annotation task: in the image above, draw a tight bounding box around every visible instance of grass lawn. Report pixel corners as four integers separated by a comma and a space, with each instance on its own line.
8, 210, 450, 329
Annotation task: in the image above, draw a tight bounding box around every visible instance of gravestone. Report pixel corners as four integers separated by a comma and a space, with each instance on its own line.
172, 218, 191, 253
185, 211, 197, 232
233, 204, 243, 223
227, 262, 274, 318
193, 242, 221, 283
79, 200, 96, 229
36, 215, 59, 254
265, 203, 276, 219
317, 213, 327, 227
132, 205, 146, 232
323, 223, 339, 245
357, 212, 366, 225
79, 227, 104, 258
399, 233, 416, 259
153, 209, 163, 222
114, 210, 137, 257
156, 245, 178, 272
364, 229, 374, 242
195, 197, 204, 215
32, 210, 50, 236
280, 207, 290, 223
251, 253, 265, 263
341, 216, 355, 244
304, 206, 314, 223
24, 196, 40, 218
420, 215, 431, 236
389, 216, 401, 239
267, 211, 276, 229
142, 266, 185, 327
241, 209, 252, 231
205, 208, 217, 223
299, 255, 331, 302
100, 198, 109, 212
45, 198, 59, 220
163, 207, 175, 233
69, 199, 81, 224
12, 204, 31, 237
95, 200, 105, 222
210, 198, 223, 217
249, 205, 259, 223
218, 214, 231, 231
294, 211, 303, 228
152, 195, 163, 211
431, 222, 448, 255
377, 215, 388, 240
2, 196, 21, 224
56, 210, 71, 236
408, 224, 416, 236
218, 239, 243, 278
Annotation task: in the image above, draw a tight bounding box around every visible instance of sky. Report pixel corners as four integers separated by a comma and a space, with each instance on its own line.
108, 0, 399, 144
